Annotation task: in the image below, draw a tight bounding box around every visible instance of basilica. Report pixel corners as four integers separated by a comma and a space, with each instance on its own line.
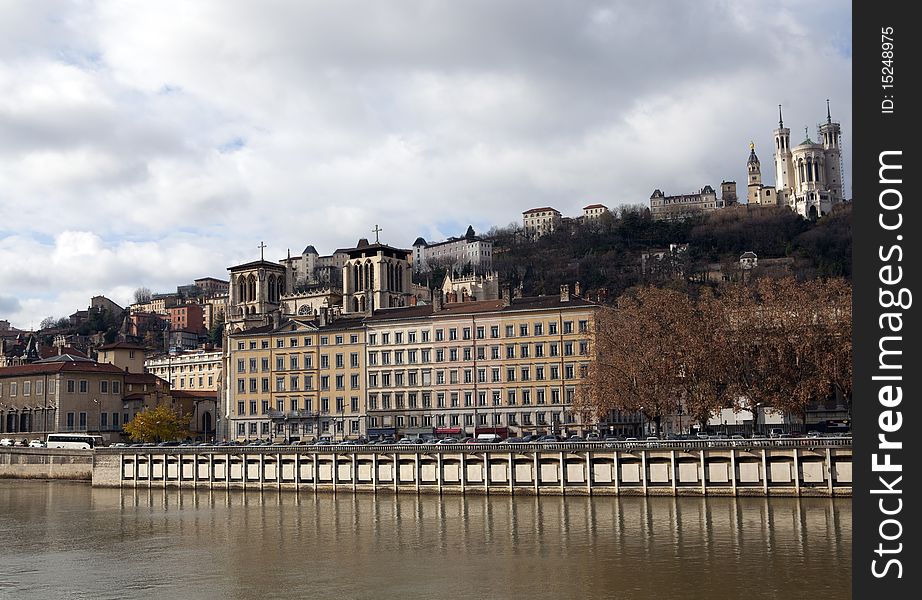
747, 101, 844, 218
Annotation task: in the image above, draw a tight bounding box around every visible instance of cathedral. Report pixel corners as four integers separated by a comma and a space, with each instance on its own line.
225, 237, 415, 334
747, 101, 844, 218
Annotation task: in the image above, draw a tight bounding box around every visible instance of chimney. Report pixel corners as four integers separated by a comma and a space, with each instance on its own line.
574, 281, 581, 297
318, 306, 328, 327
560, 284, 570, 303
501, 286, 511, 307
433, 291, 443, 312
271, 311, 280, 329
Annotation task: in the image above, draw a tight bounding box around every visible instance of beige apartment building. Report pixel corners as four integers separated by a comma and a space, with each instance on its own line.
0, 355, 128, 442
225, 317, 367, 441
522, 207, 562, 238
365, 288, 594, 439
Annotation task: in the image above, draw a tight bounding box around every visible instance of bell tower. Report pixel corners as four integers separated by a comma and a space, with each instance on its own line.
773, 104, 794, 199
747, 142, 763, 205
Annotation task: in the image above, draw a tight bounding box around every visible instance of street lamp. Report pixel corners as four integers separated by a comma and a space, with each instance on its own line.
754, 403, 762, 435
638, 406, 645, 437
93, 398, 100, 435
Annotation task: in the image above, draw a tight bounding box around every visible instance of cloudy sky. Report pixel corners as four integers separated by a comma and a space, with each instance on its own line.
0, 1, 851, 329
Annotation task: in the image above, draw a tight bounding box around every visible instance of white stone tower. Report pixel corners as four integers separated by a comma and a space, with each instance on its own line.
773, 104, 794, 204
819, 99, 843, 203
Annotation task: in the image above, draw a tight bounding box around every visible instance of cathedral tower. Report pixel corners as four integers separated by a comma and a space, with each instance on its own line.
342, 237, 413, 314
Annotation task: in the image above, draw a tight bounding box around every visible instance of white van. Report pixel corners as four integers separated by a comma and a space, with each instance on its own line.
476, 433, 503, 443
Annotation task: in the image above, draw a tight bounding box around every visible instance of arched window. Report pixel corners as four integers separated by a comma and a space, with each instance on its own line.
352, 297, 359, 312
247, 275, 257, 303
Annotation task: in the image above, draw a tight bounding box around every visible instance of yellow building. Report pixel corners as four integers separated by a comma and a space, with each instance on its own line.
225, 316, 366, 441
365, 285, 594, 439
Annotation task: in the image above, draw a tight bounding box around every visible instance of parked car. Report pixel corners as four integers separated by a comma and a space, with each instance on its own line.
28, 439, 46, 448
398, 437, 425, 445
475, 433, 503, 443
768, 428, 785, 438
565, 435, 586, 443
585, 432, 601, 442
436, 438, 459, 445
536, 434, 561, 443
0, 438, 14, 447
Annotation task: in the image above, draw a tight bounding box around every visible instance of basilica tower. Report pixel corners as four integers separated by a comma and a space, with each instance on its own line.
746, 142, 763, 205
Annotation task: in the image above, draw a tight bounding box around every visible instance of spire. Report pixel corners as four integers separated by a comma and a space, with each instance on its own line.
826, 99, 831, 123
778, 104, 783, 128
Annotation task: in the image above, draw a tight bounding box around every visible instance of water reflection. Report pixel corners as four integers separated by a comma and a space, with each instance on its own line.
0, 482, 850, 600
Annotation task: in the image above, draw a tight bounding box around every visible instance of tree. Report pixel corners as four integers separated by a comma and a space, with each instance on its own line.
123, 404, 191, 443
465, 225, 476, 239
576, 287, 689, 434
133, 287, 152, 304
208, 311, 225, 346
40, 316, 57, 330
673, 289, 737, 430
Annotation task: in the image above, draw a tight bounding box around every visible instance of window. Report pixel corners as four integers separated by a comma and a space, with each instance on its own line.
476, 326, 485, 339
350, 353, 359, 368
369, 334, 377, 345
491, 347, 500, 360
350, 335, 358, 344
335, 354, 344, 369
237, 359, 245, 373
579, 320, 589, 333
276, 339, 284, 348
435, 329, 444, 342
506, 346, 515, 359
290, 356, 299, 370
381, 333, 389, 344
99, 380, 108, 394
436, 349, 444, 362
395, 332, 403, 344
490, 326, 499, 338
449, 329, 457, 341
537, 389, 546, 404
520, 324, 528, 337
67, 379, 75, 393
549, 322, 558, 335
320, 355, 329, 369
421, 331, 430, 342
276, 377, 285, 392
276, 357, 285, 370
79, 380, 88, 393
462, 327, 471, 340
506, 368, 516, 382
505, 325, 514, 337
564, 342, 574, 356
564, 321, 574, 334
335, 335, 344, 345
520, 344, 529, 358
534, 323, 543, 336
238, 379, 246, 393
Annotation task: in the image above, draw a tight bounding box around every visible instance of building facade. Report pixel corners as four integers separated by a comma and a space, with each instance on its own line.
649, 186, 722, 220
522, 207, 562, 237
411, 230, 493, 274
0, 355, 128, 442
222, 285, 596, 442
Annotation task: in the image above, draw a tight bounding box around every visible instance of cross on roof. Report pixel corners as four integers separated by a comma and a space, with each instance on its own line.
258, 241, 267, 261
372, 225, 382, 244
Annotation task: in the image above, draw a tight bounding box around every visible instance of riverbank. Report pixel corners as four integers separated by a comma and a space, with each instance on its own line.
93, 439, 852, 497
0, 448, 93, 480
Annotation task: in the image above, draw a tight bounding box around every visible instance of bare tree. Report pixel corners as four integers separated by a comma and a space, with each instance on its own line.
133, 287, 153, 304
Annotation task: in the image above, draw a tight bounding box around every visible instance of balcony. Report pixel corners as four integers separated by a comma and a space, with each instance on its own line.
268, 410, 320, 421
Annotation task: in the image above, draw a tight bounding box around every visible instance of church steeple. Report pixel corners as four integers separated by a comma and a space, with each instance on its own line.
779, 104, 784, 128
826, 99, 831, 124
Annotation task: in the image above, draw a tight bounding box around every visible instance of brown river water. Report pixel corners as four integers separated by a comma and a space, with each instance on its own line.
0, 481, 850, 599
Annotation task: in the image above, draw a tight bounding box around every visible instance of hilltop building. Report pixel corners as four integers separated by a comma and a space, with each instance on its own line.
522, 207, 562, 238
411, 227, 493, 274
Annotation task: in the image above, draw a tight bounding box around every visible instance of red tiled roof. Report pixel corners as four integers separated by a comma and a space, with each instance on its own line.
97, 341, 147, 351
522, 207, 559, 215
583, 204, 607, 210
0, 361, 126, 377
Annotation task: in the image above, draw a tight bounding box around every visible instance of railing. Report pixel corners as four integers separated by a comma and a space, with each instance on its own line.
97, 437, 852, 455
267, 410, 320, 420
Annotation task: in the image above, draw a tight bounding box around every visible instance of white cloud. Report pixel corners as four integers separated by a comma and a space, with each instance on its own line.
0, 1, 851, 328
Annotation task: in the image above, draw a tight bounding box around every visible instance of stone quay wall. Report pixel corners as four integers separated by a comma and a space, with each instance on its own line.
0, 448, 94, 480
94, 439, 852, 497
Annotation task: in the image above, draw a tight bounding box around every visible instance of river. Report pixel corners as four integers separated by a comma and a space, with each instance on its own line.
0, 481, 850, 599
